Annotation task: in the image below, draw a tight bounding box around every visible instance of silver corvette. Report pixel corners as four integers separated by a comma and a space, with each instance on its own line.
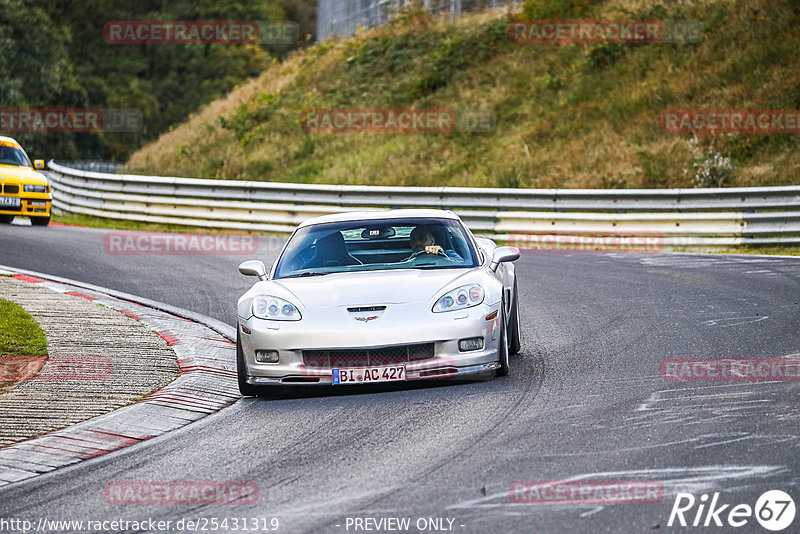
236, 209, 521, 396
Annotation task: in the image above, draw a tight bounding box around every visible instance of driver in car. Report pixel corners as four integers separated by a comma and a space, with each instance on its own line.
407, 226, 463, 262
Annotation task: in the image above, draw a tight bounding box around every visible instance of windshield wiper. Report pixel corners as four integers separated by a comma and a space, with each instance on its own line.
415, 265, 466, 270
281, 271, 330, 278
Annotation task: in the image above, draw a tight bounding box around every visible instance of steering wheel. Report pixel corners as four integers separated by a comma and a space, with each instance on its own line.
407, 248, 450, 261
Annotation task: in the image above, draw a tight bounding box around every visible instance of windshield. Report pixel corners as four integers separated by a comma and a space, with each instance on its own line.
274, 217, 479, 278
0, 143, 31, 167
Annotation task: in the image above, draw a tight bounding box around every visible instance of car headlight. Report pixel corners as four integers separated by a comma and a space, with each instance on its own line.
251, 295, 301, 321
23, 185, 48, 193
433, 284, 484, 313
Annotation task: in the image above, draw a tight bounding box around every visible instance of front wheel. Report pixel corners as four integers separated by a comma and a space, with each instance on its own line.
30, 216, 50, 226
237, 329, 260, 397
508, 279, 521, 355
0, 215, 14, 224
496, 305, 510, 377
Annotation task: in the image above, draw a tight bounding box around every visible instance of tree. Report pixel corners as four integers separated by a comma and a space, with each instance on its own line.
4, 0, 306, 160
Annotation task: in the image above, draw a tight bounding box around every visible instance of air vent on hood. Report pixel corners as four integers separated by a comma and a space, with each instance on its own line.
347, 306, 387, 313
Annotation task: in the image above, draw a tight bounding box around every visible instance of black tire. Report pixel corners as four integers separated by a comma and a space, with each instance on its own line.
496, 304, 510, 377
508, 279, 522, 355
237, 329, 260, 397
0, 215, 14, 224
30, 216, 50, 226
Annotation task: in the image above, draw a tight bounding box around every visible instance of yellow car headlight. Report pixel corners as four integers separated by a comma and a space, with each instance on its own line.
23, 185, 48, 193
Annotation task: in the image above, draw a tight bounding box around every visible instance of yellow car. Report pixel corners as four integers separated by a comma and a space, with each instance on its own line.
0, 136, 51, 226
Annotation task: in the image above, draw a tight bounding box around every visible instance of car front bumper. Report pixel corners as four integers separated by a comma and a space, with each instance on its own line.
238, 302, 503, 386
0, 193, 51, 217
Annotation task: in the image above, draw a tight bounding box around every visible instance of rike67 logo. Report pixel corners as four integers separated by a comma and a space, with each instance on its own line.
668, 490, 795, 531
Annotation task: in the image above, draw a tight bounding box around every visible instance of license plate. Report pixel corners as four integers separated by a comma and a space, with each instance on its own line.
0, 196, 20, 207
332, 365, 406, 384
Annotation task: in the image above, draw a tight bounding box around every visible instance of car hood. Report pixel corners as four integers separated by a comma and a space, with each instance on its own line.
0, 164, 47, 185
272, 268, 479, 308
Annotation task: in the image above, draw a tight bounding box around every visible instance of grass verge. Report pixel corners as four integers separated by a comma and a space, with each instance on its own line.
50, 211, 800, 256
0, 298, 48, 358
0, 297, 48, 393
723, 246, 800, 257
51, 211, 285, 237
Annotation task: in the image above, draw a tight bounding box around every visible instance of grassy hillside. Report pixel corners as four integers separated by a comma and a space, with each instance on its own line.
127, 0, 800, 189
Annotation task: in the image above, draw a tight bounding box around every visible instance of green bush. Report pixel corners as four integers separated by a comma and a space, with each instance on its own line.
412, 19, 508, 99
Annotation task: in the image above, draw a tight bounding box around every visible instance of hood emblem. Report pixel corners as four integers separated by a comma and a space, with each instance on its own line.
347, 305, 386, 324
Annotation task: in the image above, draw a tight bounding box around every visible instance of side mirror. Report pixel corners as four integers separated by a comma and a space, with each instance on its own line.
239, 260, 268, 281
489, 246, 520, 272
33, 160, 45, 170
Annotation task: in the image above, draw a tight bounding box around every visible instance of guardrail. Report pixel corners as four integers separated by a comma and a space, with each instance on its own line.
56, 161, 125, 174
46, 160, 800, 249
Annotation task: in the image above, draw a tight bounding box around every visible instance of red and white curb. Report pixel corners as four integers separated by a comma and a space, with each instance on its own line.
0, 267, 240, 487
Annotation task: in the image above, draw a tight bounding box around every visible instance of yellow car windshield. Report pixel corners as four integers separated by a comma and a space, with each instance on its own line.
0, 145, 31, 167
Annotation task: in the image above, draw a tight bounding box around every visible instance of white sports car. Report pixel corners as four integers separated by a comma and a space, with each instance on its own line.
236, 209, 520, 396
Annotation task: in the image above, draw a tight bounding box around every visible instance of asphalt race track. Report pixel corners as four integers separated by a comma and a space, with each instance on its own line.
1, 222, 799, 533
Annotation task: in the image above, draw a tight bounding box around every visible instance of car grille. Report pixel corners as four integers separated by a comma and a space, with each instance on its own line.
1, 185, 19, 194
303, 343, 435, 368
